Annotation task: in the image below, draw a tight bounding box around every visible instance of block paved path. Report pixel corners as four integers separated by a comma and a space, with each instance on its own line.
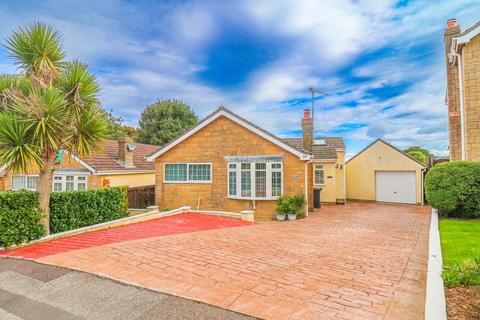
8, 203, 430, 320
0, 213, 254, 259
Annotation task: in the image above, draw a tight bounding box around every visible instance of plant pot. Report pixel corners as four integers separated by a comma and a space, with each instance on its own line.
287, 213, 297, 221
276, 213, 286, 221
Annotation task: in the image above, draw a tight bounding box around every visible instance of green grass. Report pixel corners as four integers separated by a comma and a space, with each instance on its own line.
439, 219, 480, 286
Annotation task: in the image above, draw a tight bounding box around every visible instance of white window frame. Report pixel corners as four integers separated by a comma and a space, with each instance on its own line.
227, 162, 283, 200
314, 164, 325, 185
11, 174, 39, 191
52, 174, 88, 192
163, 163, 212, 183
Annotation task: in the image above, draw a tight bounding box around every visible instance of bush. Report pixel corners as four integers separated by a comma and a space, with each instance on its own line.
276, 194, 306, 217
50, 186, 128, 233
0, 190, 45, 248
425, 161, 480, 218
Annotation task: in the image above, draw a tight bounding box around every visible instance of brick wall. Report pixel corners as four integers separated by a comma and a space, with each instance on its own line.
462, 36, 480, 161
154, 116, 310, 219
445, 25, 462, 160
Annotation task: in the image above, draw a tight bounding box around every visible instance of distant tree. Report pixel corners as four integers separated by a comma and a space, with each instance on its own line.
100, 108, 138, 140
137, 99, 198, 146
404, 146, 433, 164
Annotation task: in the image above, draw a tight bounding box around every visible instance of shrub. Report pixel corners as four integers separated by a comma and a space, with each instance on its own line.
276, 194, 306, 217
425, 161, 480, 218
442, 256, 480, 286
0, 190, 45, 248
50, 186, 128, 233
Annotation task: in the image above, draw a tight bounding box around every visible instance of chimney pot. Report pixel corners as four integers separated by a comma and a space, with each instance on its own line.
304, 109, 311, 119
447, 18, 457, 29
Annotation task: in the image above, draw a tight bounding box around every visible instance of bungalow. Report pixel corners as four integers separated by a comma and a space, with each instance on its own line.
0, 137, 160, 192
146, 107, 346, 220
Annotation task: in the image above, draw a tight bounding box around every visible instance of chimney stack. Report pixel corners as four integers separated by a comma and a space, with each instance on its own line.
301, 109, 313, 152
118, 136, 136, 168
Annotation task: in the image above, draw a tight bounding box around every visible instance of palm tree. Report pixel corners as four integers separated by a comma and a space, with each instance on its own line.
0, 22, 106, 234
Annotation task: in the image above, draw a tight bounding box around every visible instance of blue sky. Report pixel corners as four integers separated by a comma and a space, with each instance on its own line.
0, 0, 479, 157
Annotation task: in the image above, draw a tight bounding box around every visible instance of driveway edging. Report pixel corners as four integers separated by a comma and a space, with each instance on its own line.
425, 208, 447, 320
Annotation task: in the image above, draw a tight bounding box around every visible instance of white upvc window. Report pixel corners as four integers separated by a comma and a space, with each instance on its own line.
53, 175, 88, 192
11, 175, 39, 191
314, 164, 325, 185
164, 163, 212, 183
228, 162, 283, 200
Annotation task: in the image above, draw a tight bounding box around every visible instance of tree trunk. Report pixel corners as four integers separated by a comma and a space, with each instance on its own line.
37, 153, 56, 235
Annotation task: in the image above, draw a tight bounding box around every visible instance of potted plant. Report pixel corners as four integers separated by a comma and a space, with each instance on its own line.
288, 195, 306, 221
276, 195, 289, 221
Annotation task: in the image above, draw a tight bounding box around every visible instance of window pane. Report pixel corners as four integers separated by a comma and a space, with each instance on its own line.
165, 164, 187, 181
66, 176, 74, 182
314, 168, 324, 185
255, 163, 266, 170
54, 176, 62, 181
272, 172, 282, 196
66, 182, 74, 191
272, 163, 281, 169
188, 164, 211, 181
12, 176, 26, 189
229, 163, 236, 169
54, 183, 62, 192
241, 171, 251, 197
77, 183, 86, 190
27, 176, 38, 190
241, 163, 250, 170
255, 170, 266, 197
77, 176, 86, 181
228, 171, 237, 196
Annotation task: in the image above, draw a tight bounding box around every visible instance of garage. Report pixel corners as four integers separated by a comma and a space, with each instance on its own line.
346, 139, 426, 205
375, 171, 416, 204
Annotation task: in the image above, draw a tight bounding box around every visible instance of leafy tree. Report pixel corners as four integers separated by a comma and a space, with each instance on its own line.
137, 99, 198, 146
100, 108, 138, 140
404, 146, 433, 164
0, 22, 106, 233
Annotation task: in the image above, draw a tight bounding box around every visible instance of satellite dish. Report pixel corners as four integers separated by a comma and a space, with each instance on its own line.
127, 143, 137, 151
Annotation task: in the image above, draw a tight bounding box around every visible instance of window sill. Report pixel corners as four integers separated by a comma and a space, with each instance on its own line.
227, 196, 279, 201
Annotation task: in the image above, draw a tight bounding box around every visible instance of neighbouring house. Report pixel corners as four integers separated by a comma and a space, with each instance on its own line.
346, 139, 426, 205
445, 18, 480, 161
146, 107, 346, 220
0, 137, 159, 193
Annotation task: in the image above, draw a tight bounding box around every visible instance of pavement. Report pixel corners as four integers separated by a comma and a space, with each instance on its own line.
1, 203, 431, 319
0, 257, 255, 320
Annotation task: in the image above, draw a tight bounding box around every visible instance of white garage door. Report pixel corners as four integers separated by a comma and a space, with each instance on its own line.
375, 171, 416, 204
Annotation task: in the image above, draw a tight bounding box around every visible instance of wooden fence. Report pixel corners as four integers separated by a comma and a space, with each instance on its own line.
127, 185, 155, 209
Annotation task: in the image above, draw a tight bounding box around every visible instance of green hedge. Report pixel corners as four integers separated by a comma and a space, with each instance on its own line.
0, 190, 45, 248
50, 186, 128, 233
425, 161, 480, 218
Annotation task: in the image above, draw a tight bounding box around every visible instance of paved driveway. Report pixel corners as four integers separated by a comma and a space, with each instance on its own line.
8, 203, 430, 320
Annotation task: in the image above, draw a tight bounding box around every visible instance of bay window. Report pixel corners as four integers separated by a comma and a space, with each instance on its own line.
164, 163, 212, 183
11, 175, 38, 191
52, 175, 88, 192
228, 161, 283, 199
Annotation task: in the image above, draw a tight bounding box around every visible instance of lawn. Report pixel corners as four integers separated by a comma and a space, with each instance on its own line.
439, 219, 480, 286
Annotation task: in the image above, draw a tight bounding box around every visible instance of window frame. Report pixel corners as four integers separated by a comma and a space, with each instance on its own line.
163, 163, 212, 184
11, 174, 39, 191
52, 174, 89, 192
227, 161, 283, 200
313, 164, 325, 185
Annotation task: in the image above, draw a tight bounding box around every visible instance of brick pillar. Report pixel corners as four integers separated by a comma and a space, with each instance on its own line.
118, 136, 135, 168
444, 19, 462, 160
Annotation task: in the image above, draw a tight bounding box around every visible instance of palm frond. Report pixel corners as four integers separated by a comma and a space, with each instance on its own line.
0, 112, 43, 172
69, 108, 107, 156
5, 22, 66, 87
12, 87, 68, 152
0, 74, 32, 110
58, 61, 99, 111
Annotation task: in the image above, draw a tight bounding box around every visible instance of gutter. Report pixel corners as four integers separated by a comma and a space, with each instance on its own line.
452, 50, 466, 160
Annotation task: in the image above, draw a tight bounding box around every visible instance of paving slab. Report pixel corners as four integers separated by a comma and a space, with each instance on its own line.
30, 203, 430, 320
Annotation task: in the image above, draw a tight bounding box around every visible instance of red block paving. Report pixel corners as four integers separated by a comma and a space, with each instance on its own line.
0, 213, 254, 260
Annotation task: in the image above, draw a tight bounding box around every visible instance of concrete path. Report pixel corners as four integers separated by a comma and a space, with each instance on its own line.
0, 257, 254, 320
4, 203, 430, 319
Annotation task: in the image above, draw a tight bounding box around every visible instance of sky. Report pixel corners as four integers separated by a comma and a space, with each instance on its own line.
0, 0, 479, 158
